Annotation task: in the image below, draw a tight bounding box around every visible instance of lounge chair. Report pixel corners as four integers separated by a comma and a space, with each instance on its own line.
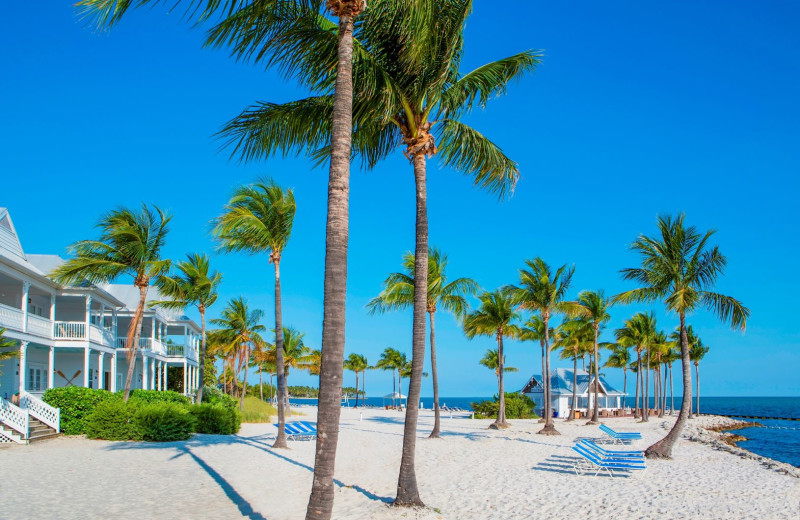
571, 443, 647, 477
274, 421, 317, 441
578, 439, 644, 459
599, 423, 642, 444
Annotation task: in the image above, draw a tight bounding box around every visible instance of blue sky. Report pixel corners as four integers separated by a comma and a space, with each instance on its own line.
2, 1, 798, 397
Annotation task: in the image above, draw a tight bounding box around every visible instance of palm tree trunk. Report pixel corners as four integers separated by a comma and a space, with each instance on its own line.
539, 341, 547, 422
196, 306, 207, 404
395, 153, 429, 507
695, 363, 700, 416
362, 368, 366, 405
492, 333, 509, 429
642, 347, 650, 422
259, 368, 263, 401
567, 354, 577, 422
428, 311, 441, 438
587, 325, 600, 424
240, 344, 249, 410
354, 371, 359, 408
633, 351, 641, 419
123, 284, 148, 402
538, 314, 559, 435
645, 312, 693, 458
622, 367, 627, 404
272, 259, 289, 448
669, 363, 674, 415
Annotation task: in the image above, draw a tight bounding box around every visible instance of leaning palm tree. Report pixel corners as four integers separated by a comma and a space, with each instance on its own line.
576, 290, 612, 425
150, 253, 221, 403
510, 258, 582, 435
615, 312, 657, 421
375, 348, 403, 408
603, 343, 632, 404
0, 328, 19, 381
210, 297, 267, 410
463, 288, 522, 430
213, 178, 295, 448
343, 353, 369, 407
216, 2, 538, 505
479, 348, 518, 412
614, 214, 749, 458
367, 247, 477, 437
688, 329, 710, 417
50, 204, 170, 401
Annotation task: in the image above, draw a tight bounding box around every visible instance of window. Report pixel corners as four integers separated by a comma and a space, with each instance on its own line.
27, 367, 43, 392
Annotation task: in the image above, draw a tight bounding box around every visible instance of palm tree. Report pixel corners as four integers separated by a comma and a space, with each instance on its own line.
686, 327, 710, 417
576, 290, 612, 424
268, 327, 313, 414
479, 348, 518, 412
510, 257, 582, 435
50, 204, 170, 401
463, 288, 522, 430
662, 342, 680, 415
0, 328, 19, 382
614, 214, 749, 458
213, 178, 295, 448
150, 253, 221, 403
615, 312, 657, 421
603, 344, 632, 405
555, 319, 592, 421
519, 316, 552, 422
344, 354, 369, 407
375, 348, 403, 408
367, 247, 477, 437
216, 2, 538, 505
210, 297, 267, 410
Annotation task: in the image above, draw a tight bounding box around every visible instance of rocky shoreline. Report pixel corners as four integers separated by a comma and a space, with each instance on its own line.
674, 415, 800, 478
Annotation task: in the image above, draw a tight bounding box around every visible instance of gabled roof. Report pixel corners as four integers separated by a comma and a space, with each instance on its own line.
0, 207, 24, 260
522, 368, 626, 396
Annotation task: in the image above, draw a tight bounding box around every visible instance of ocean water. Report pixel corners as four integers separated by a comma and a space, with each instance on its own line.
291, 395, 800, 467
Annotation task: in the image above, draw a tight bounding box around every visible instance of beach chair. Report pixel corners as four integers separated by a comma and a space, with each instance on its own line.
578, 439, 644, 460
599, 424, 642, 444
274, 421, 317, 441
571, 444, 647, 477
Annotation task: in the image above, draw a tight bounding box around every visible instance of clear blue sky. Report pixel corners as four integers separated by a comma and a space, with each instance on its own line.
2, 1, 798, 397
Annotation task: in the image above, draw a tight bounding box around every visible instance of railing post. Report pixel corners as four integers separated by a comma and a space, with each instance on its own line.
21, 282, 30, 333
48, 346, 55, 389
19, 341, 28, 392
85, 295, 92, 340
50, 294, 56, 338
110, 351, 117, 393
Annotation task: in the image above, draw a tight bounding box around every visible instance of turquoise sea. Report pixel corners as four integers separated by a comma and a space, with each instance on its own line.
290, 395, 800, 467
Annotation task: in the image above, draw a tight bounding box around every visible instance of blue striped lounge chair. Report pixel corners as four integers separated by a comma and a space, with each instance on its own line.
274, 421, 317, 441
571, 443, 647, 477
578, 439, 644, 460
599, 423, 642, 444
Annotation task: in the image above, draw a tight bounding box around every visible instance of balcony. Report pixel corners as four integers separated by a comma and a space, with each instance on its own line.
0, 303, 24, 331
54, 322, 114, 348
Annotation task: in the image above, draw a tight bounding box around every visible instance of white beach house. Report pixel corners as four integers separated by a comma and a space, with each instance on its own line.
521, 367, 628, 419
0, 208, 202, 443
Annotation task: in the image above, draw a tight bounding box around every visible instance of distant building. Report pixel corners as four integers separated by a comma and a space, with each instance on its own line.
520, 368, 627, 418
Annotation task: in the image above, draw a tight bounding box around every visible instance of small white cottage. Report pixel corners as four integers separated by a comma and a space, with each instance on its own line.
521, 368, 627, 419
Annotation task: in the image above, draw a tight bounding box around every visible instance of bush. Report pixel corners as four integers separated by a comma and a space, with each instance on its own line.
471, 393, 538, 420
43, 387, 121, 435
190, 403, 237, 434
199, 386, 241, 433
127, 389, 190, 406
241, 396, 277, 423
134, 402, 196, 442
86, 400, 142, 441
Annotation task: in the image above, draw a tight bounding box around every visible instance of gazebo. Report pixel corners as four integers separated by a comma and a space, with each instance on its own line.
382, 392, 407, 409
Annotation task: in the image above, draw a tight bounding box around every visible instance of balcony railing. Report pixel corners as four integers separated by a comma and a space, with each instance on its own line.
88, 324, 114, 347
54, 321, 85, 339
117, 337, 153, 350
0, 303, 24, 331
27, 314, 52, 338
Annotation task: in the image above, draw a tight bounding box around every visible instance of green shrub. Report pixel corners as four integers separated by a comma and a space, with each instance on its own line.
43, 387, 121, 435
471, 393, 538, 420
127, 389, 190, 406
199, 386, 241, 433
86, 400, 142, 441
134, 402, 196, 442
190, 403, 236, 434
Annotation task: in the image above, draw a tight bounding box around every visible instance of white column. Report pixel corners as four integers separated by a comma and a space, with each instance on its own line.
111, 352, 118, 392
83, 346, 90, 388
142, 353, 149, 390
85, 296, 92, 340
21, 282, 30, 333
163, 362, 168, 391
50, 294, 56, 337
112, 309, 118, 347
48, 346, 55, 389
183, 359, 187, 395
97, 352, 105, 390
151, 317, 156, 344
149, 358, 155, 390
19, 341, 28, 392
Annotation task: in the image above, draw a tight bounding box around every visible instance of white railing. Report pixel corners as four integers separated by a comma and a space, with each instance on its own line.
117, 337, 153, 350
20, 391, 59, 433
27, 314, 52, 338
89, 324, 114, 347
0, 396, 29, 439
0, 303, 24, 331
151, 339, 165, 356
54, 321, 86, 339
166, 344, 184, 357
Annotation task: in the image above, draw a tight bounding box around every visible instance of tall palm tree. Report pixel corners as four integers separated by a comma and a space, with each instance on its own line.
614, 214, 749, 458
375, 348, 403, 408
615, 312, 657, 421
555, 319, 592, 421
213, 178, 295, 448
343, 353, 368, 407
306, 349, 322, 377
463, 288, 522, 430
519, 316, 552, 422
603, 343, 632, 405
0, 328, 19, 382
51, 204, 170, 401
216, 2, 537, 504
686, 328, 710, 417
266, 327, 313, 413
367, 247, 477, 437
576, 290, 612, 425
479, 348, 518, 412
210, 297, 267, 409
150, 253, 222, 403
510, 257, 582, 435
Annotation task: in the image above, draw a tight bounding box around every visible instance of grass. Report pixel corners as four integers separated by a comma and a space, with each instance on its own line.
241, 396, 278, 423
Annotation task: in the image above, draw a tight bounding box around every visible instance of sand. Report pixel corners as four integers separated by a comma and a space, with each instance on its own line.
1, 408, 798, 519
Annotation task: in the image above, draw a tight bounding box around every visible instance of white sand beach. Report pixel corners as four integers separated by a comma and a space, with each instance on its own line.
1, 408, 798, 520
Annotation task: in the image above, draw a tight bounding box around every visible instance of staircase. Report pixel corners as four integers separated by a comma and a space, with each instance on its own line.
0, 391, 60, 445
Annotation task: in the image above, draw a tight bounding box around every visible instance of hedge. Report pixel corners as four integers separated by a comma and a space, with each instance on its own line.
135, 402, 196, 442
471, 393, 539, 419
43, 387, 120, 435
86, 399, 142, 441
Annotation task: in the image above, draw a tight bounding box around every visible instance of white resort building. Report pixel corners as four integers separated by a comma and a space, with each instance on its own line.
521, 367, 628, 419
0, 208, 202, 444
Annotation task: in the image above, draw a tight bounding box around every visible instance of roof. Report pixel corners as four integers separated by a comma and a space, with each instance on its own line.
522, 368, 625, 396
